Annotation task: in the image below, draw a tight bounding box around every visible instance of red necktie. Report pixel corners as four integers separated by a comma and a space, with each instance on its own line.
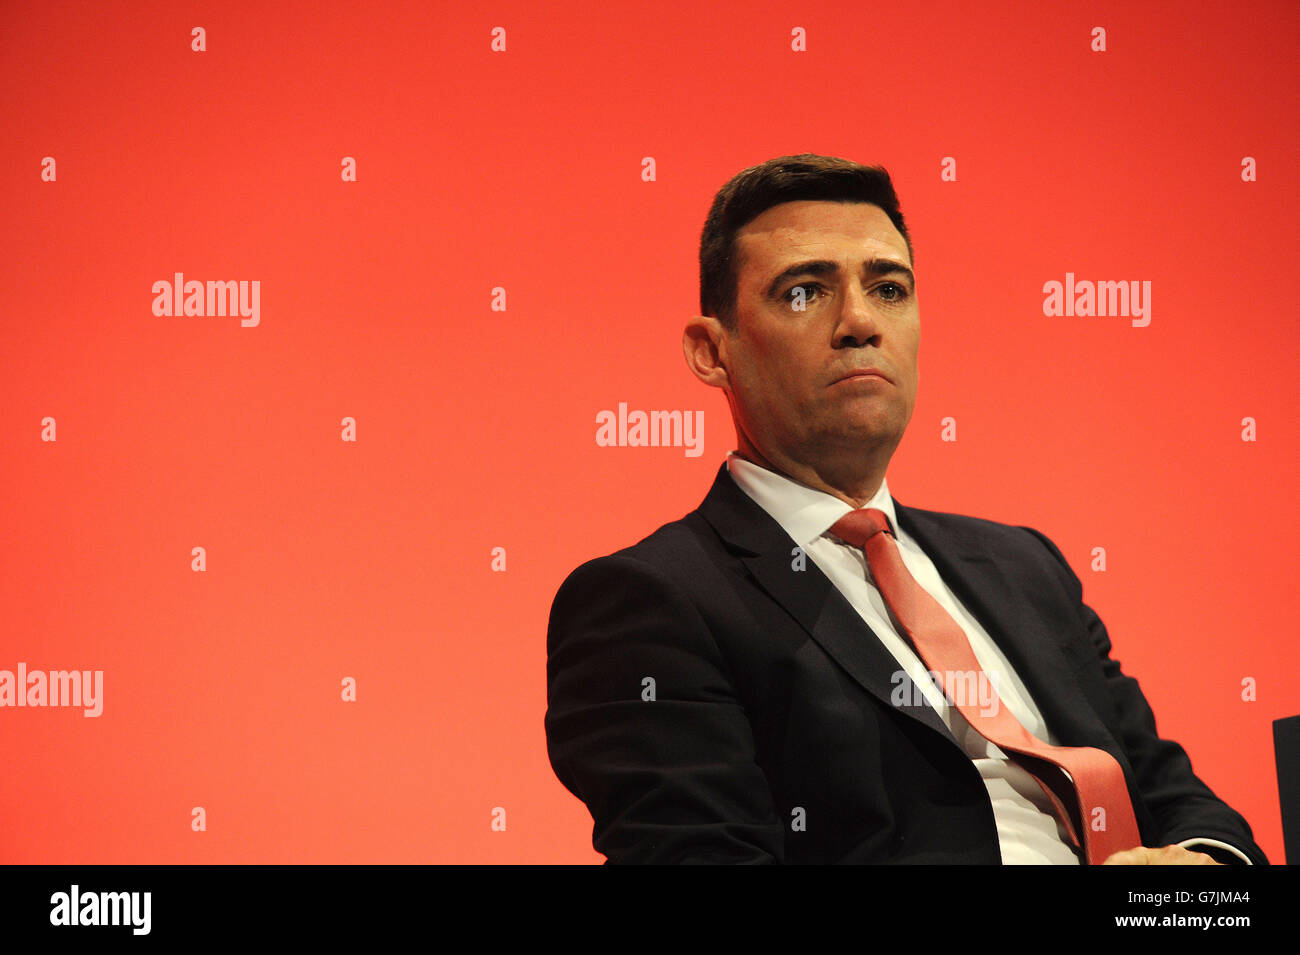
828, 507, 1143, 865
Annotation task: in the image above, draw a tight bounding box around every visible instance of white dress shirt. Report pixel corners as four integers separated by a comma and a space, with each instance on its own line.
724, 451, 1250, 865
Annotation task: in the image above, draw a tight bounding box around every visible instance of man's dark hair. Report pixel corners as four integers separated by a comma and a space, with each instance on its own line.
698, 153, 913, 332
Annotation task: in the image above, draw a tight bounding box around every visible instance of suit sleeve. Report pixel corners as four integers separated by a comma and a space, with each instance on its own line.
545, 553, 785, 863
1018, 525, 1269, 865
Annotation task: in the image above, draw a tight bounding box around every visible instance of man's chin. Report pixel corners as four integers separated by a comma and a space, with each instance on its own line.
816, 425, 903, 454
822, 409, 904, 437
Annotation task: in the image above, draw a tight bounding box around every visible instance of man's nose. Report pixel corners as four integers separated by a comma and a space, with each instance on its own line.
833, 284, 881, 347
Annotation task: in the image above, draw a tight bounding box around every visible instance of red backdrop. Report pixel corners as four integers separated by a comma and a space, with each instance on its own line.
1, 0, 1296, 863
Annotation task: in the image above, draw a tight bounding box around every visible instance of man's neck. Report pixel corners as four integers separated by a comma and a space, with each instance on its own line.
733, 446, 886, 510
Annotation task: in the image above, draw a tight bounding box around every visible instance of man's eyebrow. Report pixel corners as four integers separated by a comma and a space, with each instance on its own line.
764, 258, 916, 299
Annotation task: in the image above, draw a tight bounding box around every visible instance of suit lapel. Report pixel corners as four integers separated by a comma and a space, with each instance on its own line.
895, 504, 1121, 754
698, 464, 954, 743
697, 463, 1123, 758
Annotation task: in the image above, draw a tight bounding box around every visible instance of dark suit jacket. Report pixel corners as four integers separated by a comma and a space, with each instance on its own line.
545, 463, 1267, 864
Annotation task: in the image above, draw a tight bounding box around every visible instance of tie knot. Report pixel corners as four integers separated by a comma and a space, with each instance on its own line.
828, 507, 892, 549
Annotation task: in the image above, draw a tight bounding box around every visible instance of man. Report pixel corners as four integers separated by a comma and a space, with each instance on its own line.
544, 153, 1266, 865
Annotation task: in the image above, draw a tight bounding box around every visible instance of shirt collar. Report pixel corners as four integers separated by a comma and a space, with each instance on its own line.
724, 450, 901, 548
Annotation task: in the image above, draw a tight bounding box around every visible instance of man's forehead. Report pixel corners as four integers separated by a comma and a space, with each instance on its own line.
735, 200, 908, 267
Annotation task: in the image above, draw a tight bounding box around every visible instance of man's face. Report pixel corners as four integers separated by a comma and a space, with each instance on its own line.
722, 199, 920, 469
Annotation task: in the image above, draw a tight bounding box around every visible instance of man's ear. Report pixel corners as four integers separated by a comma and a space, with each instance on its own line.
683, 315, 730, 390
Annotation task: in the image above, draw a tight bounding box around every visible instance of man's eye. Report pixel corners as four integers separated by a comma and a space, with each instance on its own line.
784, 282, 910, 305
783, 283, 821, 304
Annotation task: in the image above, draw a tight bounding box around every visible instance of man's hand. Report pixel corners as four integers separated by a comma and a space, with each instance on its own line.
1102, 845, 1222, 865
